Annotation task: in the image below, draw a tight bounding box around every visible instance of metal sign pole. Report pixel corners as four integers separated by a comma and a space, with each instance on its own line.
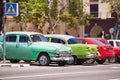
3, 0, 6, 63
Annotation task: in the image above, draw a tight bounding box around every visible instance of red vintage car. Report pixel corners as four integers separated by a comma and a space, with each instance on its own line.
95, 38, 120, 63
76, 38, 115, 64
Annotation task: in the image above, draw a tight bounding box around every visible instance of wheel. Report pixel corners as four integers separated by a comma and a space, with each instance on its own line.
10, 60, 20, 63
85, 59, 95, 64
115, 55, 120, 63
108, 57, 116, 63
57, 61, 66, 66
39, 54, 50, 66
0, 58, 2, 62
67, 56, 76, 65
76, 59, 85, 65
96, 59, 105, 64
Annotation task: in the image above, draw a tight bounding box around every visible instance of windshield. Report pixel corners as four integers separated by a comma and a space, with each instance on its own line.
39, 35, 48, 42
101, 40, 110, 45
30, 34, 48, 42
91, 39, 105, 45
68, 38, 79, 44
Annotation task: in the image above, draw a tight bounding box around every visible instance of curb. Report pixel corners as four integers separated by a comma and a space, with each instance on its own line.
0, 63, 30, 67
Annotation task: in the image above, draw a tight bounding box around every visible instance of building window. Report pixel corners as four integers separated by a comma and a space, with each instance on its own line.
90, 4, 98, 17
90, 0, 98, 2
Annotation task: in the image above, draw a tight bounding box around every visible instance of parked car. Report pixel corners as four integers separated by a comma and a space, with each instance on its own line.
0, 32, 73, 66
45, 34, 99, 65
107, 40, 120, 63
77, 38, 115, 64
94, 38, 120, 63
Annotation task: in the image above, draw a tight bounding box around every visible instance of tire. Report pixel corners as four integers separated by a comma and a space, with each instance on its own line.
85, 59, 95, 64
38, 54, 50, 66
10, 59, 20, 63
0, 58, 1, 61
67, 56, 76, 65
115, 55, 120, 63
108, 57, 116, 63
96, 59, 105, 64
57, 61, 66, 66
76, 59, 85, 65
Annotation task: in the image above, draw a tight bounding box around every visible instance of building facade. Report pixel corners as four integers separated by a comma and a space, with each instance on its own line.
1, 0, 117, 39
83, 0, 116, 39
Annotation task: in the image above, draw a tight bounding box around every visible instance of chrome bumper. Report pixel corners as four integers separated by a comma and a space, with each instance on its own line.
86, 52, 101, 58
51, 56, 74, 61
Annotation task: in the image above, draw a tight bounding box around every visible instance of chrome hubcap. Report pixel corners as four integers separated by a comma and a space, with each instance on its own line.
40, 56, 47, 65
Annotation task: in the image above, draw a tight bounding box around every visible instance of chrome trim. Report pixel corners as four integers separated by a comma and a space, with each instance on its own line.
50, 56, 73, 61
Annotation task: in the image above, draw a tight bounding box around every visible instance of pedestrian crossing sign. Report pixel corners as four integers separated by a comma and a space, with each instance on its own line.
5, 3, 19, 16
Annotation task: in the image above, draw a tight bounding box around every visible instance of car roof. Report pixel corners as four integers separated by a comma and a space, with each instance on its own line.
108, 40, 120, 41
5, 31, 42, 36
77, 37, 107, 41
77, 37, 96, 40
45, 34, 75, 41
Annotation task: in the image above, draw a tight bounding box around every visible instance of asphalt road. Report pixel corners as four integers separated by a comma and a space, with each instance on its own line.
0, 63, 120, 80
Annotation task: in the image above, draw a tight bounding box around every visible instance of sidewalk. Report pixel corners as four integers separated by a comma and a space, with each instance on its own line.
0, 60, 30, 67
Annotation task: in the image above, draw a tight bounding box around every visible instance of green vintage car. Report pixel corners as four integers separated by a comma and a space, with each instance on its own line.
0, 32, 73, 66
45, 34, 100, 64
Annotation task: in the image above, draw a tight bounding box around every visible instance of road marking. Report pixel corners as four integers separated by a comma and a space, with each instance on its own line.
109, 78, 120, 80
0, 70, 120, 80
111, 67, 120, 69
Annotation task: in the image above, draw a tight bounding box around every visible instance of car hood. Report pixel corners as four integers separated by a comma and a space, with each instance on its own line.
32, 42, 71, 52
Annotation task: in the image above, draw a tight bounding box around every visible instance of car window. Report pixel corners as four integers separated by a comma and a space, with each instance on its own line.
6, 35, 17, 42
59, 40, 65, 44
30, 34, 42, 42
51, 38, 65, 44
39, 35, 48, 42
116, 41, 120, 47
78, 40, 87, 44
109, 41, 114, 47
68, 38, 79, 44
91, 39, 104, 45
102, 40, 110, 45
19, 35, 29, 42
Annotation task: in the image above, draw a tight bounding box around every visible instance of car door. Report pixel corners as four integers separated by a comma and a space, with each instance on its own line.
16, 35, 31, 60
6, 34, 18, 59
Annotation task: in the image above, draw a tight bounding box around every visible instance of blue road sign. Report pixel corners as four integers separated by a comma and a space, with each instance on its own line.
5, 3, 19, 16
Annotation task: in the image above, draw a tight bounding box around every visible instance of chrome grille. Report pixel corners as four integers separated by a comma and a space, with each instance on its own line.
59, 51, 71, 57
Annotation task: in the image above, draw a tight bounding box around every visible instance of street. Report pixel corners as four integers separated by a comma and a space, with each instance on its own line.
0, 63, 120, 80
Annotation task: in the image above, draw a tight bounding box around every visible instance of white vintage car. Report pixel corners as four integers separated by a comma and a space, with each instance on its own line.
107, 40, 120, 63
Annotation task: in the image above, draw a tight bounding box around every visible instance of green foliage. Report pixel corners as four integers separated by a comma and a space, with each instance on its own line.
9, 0, 91, 32
10, 0, 47, 24
59, 12, 72, 22
51, 0, 57, 19
68, 0, 91, 28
